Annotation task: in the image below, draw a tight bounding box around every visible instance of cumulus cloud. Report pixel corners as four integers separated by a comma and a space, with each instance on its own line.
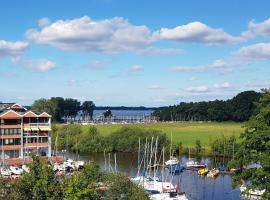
13, 58, 56, 72
0, 40, 29, 58
129, 65, 144, 73
26, 16, 152, 53
153, 21, 242, 44
234, 43, 270, 60
83, 60, 111, 70
242, 18, 270, 38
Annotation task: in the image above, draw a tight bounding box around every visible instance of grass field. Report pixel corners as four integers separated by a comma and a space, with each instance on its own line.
81, 122, 244, 148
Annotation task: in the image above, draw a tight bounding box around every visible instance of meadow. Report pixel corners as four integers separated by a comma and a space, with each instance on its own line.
81, 122, 244, 148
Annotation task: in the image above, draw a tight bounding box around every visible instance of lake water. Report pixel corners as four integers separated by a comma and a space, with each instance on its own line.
93, 109, 154, 119
67, 152, 242, 200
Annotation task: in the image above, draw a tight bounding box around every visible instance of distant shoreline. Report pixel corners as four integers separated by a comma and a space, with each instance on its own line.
94, 106, 167, 111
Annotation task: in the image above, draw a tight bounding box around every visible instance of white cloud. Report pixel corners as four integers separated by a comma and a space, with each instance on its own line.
213, 82, 230, 89
234, 43, 270, 60
26, 16, 152, 53
0, 40, 29, 58
38, 17, 51, 27
148, 84, 164, 90
13, 58, 56, 72
242, 18, 270, 38
186, 85, 210, 93
129, 65, 144, 73
153, 21, 242, 44
185, 82, 232, 93
83, 60, 111, 70
170, 59, 232, 74
137, 46, 183, 56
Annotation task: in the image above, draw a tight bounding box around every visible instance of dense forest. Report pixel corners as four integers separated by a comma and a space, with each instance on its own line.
153, 90, 261, 122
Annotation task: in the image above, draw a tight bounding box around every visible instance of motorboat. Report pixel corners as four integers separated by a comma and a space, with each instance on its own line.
167, 164, 184, 174
165, 157, 179, 166
10, 166, 24, 175
198, 168, 209, 176
150, 192, 189, 200
185, 160, 206, 168
207, 168, 220, 178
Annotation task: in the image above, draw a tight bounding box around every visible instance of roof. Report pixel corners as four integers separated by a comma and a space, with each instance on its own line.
0, 103, 15, 111
0, 102, 51, 118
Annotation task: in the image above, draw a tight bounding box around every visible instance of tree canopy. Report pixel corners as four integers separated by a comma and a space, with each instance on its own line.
230, 89, 270, 199
153, 90, 260, 122
32, 97, 95, 122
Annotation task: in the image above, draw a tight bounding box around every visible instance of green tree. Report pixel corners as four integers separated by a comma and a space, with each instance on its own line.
12, 156, 63, 200
104, 173, 150, 200
51, 97, 65, 122
81, 101, 95, 120
231, 89, 270, 199
63, 161, 103, 200
32, 98, 57, 121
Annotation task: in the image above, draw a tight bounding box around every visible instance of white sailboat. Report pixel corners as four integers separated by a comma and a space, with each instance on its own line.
240, 185, 265, 199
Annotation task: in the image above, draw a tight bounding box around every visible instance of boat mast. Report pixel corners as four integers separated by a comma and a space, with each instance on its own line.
114, 153, 117, 172
137, 137, 140, 176
153, 136, 158, 180
104, 150, 107, 171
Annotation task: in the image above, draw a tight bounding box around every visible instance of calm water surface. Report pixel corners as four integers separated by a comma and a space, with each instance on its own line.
67, 152, 242, 200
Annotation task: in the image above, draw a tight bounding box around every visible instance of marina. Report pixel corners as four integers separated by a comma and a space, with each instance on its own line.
66, 152, 243, 200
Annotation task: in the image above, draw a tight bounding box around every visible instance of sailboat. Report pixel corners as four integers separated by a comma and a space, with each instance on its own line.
240, 185, 265, 199
185, 148, 206, 168
0, 132, 11, 177
165, 133, 179, 167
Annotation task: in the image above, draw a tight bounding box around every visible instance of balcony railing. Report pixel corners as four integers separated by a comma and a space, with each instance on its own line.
29, 123, 50, 126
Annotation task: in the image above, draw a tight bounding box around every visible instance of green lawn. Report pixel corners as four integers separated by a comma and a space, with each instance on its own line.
81, 122, 244, 148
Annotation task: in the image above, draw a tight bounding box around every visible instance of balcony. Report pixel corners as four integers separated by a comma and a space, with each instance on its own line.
23, 123, 51, 131
24, 142, 49, 148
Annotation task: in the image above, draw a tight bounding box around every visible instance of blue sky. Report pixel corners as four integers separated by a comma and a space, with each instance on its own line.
0, 0, 270, 106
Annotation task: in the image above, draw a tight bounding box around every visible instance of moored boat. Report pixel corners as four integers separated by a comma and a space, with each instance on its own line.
185, 160, 206, 168
150, 192, 189, 200
198, 168, 209, 176
0, 166, 12, 176
10, 166, 24, 175
165, 157, 179, 166
240, 185, 265, 199
207, 168, 220, 178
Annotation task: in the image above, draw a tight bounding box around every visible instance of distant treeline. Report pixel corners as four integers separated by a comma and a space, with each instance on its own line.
94, 106, 160, 110
153, 90, 261, 122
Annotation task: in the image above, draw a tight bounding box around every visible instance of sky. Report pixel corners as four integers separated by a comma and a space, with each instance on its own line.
0, 0, 270, 106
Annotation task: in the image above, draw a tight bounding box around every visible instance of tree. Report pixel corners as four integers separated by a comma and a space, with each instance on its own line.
103, 109, 112, 118
12, 156, 63, 200
231, 89, 270, 199
230, 90, 260, 121
63, 98, 81, 119
51, 97, 65, 122
32, 98, 57, 121
63, 161, 103, 200
81, 101, 95, 120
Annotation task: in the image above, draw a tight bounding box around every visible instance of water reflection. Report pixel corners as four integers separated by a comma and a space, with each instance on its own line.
66, 152, 241, 200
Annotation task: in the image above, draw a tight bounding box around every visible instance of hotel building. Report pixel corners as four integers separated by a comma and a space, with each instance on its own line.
0, 103, 51, 161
